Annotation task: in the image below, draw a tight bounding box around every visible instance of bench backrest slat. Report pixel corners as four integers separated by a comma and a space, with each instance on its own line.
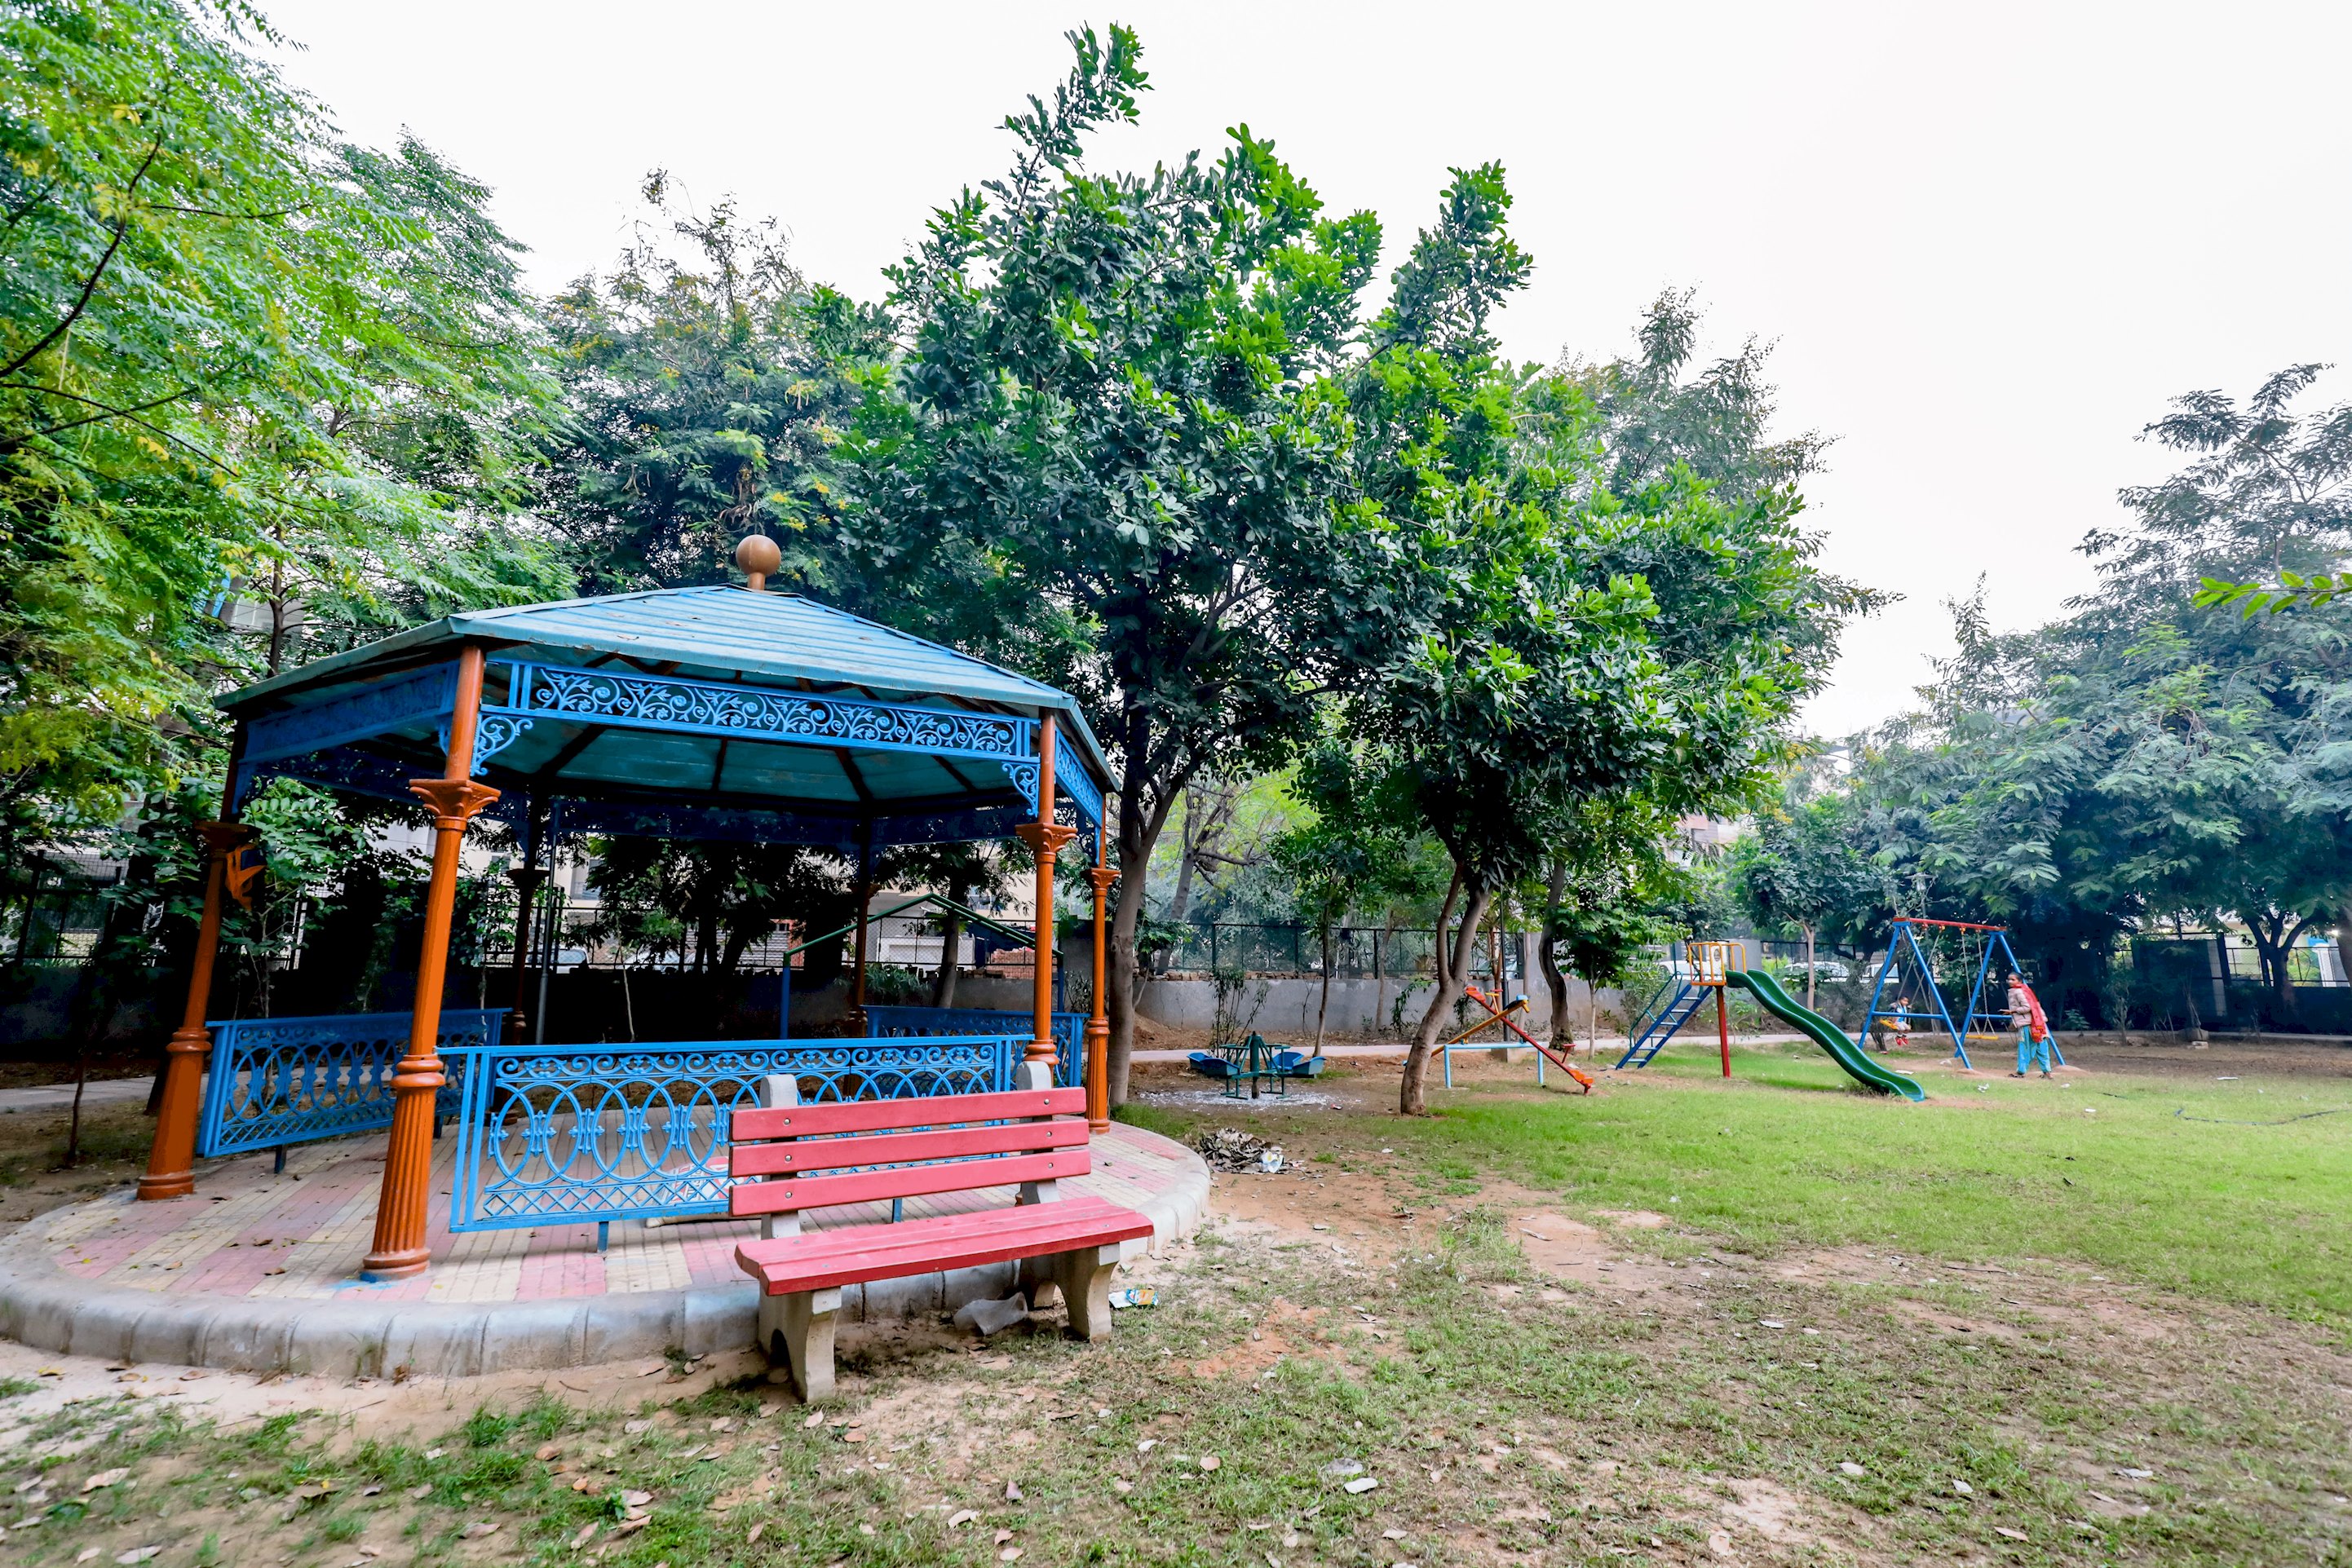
733, 1086, 1081, 1142
731, 1116, 1085, 1179
730, 1148, 1089, 1217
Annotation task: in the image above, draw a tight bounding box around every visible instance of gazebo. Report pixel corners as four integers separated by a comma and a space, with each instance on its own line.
138, 545, 1118, 1283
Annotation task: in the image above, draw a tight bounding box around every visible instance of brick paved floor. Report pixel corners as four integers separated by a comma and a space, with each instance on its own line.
34, 1122, 1195, 1307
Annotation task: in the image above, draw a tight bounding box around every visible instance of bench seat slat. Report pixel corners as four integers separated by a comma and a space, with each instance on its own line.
728, 1148, 1089, 1217
733, 1087, 1081, 1142
729, 1117, 1085, 1178
735, 1194, 1153, 1296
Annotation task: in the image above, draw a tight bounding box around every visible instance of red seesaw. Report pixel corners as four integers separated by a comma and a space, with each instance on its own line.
1447, 984, 1595, 1093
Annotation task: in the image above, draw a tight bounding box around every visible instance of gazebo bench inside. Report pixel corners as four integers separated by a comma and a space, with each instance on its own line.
730, 1086, 1152, 1401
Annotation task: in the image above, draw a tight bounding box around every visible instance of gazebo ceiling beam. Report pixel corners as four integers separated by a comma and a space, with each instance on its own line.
529, 724, 603, 780
834, 749, 875, 803
541, 778, 1022, 823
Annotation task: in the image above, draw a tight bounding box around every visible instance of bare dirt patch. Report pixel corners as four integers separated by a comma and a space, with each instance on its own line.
1512, 1211, 1676, 1295
1187, 1298, 1336, 1379
1715, 1473, 1868, 1558
1208, 1164, 1417, 1260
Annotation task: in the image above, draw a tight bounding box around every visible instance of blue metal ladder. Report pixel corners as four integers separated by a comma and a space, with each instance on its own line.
1614, 982, 1706, 1069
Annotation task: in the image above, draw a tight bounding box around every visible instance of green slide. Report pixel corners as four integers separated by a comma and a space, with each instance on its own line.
1726, 969, 1925, 1102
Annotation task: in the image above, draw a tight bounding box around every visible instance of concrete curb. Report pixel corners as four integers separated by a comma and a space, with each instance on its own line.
0, 1135, 1211, 1377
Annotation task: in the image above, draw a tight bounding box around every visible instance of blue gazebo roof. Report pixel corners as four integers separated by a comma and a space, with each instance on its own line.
219, 587, 1111, 855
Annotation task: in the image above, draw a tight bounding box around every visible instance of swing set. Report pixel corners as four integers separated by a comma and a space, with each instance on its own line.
1859, 917, 2062, 1070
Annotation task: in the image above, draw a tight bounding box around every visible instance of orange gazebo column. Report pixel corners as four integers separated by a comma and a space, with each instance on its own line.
138, 818, 256, 1200
1014, 715, 1075, 1079
1085, 841, 1116, 1132
363, 647, 498, 1281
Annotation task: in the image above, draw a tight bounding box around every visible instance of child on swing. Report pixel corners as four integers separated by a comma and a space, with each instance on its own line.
2006, 971, 2053, 1077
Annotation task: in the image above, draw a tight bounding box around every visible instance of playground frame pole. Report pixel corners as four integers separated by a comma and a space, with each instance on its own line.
1717, 989, 1731, 1077
1903, 921, 1968, 1058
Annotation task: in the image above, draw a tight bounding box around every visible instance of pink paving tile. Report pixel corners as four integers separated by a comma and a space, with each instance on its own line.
183, 1244, 288, 1295
517, 1246, 604, 1301
35, 1121, 1197, 1310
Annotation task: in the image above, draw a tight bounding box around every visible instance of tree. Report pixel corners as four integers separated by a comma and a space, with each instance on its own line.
1572, 288, 1831, 507
0, 0, 573, 1101
876, 841, 1016, 1009
539, 179, 889, 594
581, 841, 846, 980
841, 27, 1402, 1107
0, 0, 568, 894
1534, 798, 1685, 1051
1823, 369, 2352, 1026
1342, 172, 1860, 1114
1731, 786, 1870, 1010
2098, 364, 2352, 604
526, 185, 900, 995
1271, 734, 1426, 1055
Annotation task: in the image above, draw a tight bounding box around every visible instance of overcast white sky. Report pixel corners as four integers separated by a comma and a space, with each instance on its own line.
259, 1, 2352, 736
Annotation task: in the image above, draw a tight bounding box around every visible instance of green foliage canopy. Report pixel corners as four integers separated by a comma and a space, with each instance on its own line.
0, 0, 565, 855
840, 27, 1406, 1100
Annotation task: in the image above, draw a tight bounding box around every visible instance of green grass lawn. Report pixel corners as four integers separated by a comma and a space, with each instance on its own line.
1363, 1043, 2352, 1327
4, 1050, 2349, 1567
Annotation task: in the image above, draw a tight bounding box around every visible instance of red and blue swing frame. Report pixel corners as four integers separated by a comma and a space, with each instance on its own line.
1859, 918, 2065, 1071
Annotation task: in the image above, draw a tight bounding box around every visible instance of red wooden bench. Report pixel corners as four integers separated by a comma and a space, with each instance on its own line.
729, 1083, 1152, 1401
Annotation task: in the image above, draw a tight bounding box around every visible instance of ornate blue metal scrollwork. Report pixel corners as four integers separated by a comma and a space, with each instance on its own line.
1003, 753, 1099, 830
444, 1035, 1021, 1230
471, 713, 535, 775
486, 660, 1036, 763
864, 1006, 1083, 1089
236, 663, 460, 797
1006, 762, 1040, 816
1054, 731, 1103, 828
195, 1009, 503, 1159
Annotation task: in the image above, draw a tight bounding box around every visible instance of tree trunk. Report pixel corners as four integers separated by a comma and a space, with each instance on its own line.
62, 960, 119, 1168
931, 903, 965, 1007
1802, 924, 1817, 1013
1313, 923, 1333, 1058
1539, 854, 1570, 1050
2247, 911, 2312, 1024
1400, 871, 1487, 1116
1104, 745, 1184, 1111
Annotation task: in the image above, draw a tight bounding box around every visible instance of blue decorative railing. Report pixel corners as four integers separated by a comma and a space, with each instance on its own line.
479, 659, 1036, 773
195, 1009, 504, 1159
444, 1036, 1021, 1232
864, 1005, 1085, 1088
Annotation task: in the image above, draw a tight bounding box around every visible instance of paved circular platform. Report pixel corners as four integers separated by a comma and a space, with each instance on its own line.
0, 1121, 1208, 1377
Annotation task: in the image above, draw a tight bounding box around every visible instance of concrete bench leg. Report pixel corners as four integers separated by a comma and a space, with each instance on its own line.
1015, 1254, 1062, 1309
1047, 1239, 1138, 1342
757, 1286, 842, 1403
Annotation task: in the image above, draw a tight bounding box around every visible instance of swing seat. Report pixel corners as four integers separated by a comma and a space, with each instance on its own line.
1187, 1051, 1236, 1078
1272, 1050, 1326, 1078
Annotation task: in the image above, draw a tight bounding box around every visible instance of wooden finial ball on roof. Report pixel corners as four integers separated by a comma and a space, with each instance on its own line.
735, 533, 782, 592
